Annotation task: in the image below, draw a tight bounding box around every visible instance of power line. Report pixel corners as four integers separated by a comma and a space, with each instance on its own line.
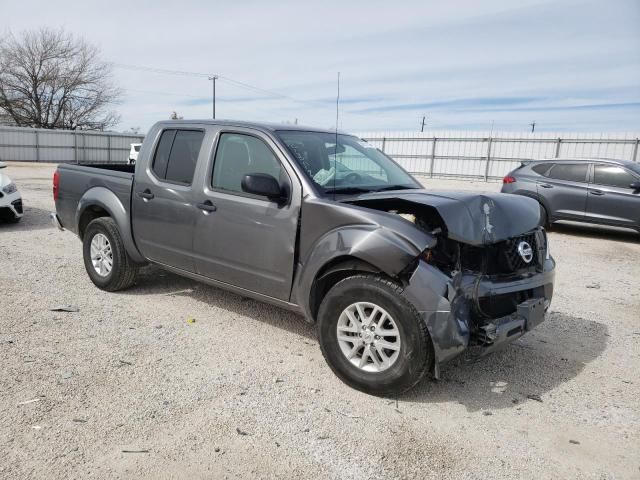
112, 62, 323, 107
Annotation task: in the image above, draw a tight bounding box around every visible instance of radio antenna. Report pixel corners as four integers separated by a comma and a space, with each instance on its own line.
333, 72, 340, 199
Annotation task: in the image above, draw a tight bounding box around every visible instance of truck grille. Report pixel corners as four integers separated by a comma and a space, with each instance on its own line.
503, 232, 538, 271
457, 230, 541, 275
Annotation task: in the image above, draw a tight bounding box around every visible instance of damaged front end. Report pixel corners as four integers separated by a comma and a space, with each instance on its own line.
345, 191, 555, 375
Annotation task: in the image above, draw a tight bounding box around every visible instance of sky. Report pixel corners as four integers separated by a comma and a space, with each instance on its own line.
3, 0, 640, 134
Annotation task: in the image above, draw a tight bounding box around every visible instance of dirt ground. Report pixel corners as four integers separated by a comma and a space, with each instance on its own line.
1, 162, 639, 479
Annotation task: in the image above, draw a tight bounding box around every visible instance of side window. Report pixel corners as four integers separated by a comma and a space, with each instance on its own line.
165, 130, 204, 184
152, 130, 176, 179
151, 129, 204, 184
593, 165, 637, 188
547, 163, 588, 182
532, 163, 553, 176
212, 133, 284, 195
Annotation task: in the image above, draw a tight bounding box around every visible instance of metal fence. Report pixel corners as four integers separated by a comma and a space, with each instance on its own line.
356, 131, 640, 181
0, 125, 145, 164
3, 126, 639, 180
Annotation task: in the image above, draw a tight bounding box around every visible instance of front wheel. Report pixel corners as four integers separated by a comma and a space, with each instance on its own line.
317, 275, 433, 396
82, 217, 138, 291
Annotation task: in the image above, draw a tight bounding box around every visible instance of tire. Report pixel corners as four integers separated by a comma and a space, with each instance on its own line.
82, 217, 138, 291
317, 274, 433, 396
4, 215, 21, 224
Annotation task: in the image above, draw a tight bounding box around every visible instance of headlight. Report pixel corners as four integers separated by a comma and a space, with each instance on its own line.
2, 182, 17, 194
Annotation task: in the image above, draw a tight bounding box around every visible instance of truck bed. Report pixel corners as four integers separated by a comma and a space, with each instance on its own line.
76, 163, 136, 174
55, 163, 135, 234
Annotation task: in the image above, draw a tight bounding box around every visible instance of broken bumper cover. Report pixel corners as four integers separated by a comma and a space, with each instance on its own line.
402, 257, 555, 372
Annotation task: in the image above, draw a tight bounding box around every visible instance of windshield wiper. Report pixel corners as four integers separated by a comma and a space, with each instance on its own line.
372, 185, 418, 192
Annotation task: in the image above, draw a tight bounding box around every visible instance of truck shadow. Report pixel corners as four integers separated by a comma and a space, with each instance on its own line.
128, 265, 316, 341
402, 312, 608, 411
127, 266, 607, 410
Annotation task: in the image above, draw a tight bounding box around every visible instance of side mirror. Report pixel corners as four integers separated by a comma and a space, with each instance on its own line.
241, 173, 286, 202
629, 181, 640, 190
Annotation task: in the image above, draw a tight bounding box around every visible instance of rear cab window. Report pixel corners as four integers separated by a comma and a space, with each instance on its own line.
151, 129, 204, 185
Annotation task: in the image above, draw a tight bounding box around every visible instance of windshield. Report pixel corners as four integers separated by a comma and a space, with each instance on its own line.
276, 131, 420, 195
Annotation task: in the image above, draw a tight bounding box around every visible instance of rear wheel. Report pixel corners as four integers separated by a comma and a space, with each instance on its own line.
317, 274, 433, 396
83, 217, 138, 291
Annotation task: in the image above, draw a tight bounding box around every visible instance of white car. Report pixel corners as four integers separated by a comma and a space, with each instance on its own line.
129, 143, 142, 165
0, 162, 23, 223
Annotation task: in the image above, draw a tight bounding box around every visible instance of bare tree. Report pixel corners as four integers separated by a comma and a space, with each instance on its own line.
0, 28, 122, 130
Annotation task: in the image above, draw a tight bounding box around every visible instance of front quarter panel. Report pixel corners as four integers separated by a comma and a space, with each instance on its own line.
293, 198, 435, 320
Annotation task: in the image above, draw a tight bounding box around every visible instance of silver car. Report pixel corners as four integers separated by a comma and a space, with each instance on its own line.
501, 158, 640, 233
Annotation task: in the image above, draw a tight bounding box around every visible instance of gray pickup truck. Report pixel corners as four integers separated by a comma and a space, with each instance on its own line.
52, 120, 555, 395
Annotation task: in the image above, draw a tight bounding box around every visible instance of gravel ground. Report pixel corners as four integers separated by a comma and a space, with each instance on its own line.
1, 162, 639, 479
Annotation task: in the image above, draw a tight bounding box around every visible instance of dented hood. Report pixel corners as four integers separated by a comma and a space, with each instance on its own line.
349, 189, 541, 245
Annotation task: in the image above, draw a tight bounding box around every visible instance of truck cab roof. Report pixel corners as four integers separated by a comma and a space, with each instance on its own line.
153, 119, 350, 136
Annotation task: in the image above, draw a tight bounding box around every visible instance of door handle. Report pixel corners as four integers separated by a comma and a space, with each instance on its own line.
197, 200, 217, 214
136, 189, 154, 201
538, 183, 553, 189
589, 189, 604, 196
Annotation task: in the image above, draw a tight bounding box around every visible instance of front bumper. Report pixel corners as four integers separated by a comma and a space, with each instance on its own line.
0, 190, 23, 219
402, 257, 555, 375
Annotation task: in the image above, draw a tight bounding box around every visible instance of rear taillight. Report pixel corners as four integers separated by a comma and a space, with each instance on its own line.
53, 171, 60, 200
502, 175, 516, 184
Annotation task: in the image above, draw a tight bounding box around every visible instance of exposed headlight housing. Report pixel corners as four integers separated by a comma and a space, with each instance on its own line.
2, 182, 17, 194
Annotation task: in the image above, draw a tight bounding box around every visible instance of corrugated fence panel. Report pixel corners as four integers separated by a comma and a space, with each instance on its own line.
0, 126, 144, 163
358, 131, 640, 181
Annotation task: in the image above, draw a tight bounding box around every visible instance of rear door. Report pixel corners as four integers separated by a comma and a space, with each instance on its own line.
536, 162, 589, 220
192, 129, 301, 300
585, 164, 640, 228
132, 128, 205, 271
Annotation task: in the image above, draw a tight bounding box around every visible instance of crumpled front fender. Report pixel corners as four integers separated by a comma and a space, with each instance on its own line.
293, 224, 434, 321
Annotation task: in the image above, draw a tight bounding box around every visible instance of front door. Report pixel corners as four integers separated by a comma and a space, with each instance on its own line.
132, 128, 205, 271
192, 130, 300, 300
585, 163, 640, 228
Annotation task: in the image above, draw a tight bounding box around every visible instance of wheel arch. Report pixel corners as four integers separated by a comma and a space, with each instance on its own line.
294, 225, 424, 323
308, 256, 386, 323
76, 187, 145, 263
514, 189, 552, 222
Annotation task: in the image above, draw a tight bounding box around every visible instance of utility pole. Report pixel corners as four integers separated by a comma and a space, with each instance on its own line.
530, 121, 536, 133
208, 76, 218, 119
421, 115, 426, 132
